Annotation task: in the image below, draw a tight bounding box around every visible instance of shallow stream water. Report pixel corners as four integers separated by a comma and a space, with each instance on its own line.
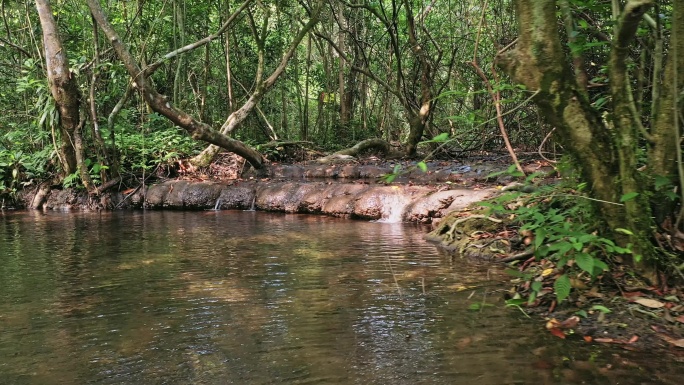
0, 210, 679, 384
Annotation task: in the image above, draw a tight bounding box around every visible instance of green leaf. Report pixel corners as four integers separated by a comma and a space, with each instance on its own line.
619, 192, 639, 202
534, 227, 547, 249
654, 175, 672, 190
593, 259, 609, 275
505, 298, 527, 306
504, 269, 532, 280
591, 305, 611, 314
615, 228, 633, 235
382, 174, 396, 183
575, 310, 588, 318
574, 253, 595, 275
416, 161, 428, 172
531, 281, 542, 293
554, 274, 571, 303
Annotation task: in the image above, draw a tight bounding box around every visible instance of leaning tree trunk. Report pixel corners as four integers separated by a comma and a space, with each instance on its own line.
498, 0, 657, 279
36, 0, 95, 191
190, 2, 322, 167
87, 0, 265, 170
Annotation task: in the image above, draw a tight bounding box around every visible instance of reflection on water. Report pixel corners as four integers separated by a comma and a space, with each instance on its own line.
0, 210, 678, 384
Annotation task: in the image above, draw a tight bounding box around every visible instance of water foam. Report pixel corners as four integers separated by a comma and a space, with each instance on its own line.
375, 193, 412, 223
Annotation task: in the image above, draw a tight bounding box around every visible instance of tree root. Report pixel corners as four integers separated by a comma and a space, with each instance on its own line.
317, 138, 390, 163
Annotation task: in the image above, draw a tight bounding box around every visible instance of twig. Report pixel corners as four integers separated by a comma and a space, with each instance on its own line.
499, 248, 535, 263
469, 0, 524, 175
538, 127, 558, 164
385, 255, 403, 298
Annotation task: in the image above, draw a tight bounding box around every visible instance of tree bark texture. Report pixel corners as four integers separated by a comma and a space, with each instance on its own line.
36, 0, 95, 191
35, 0, 79, 175
499, 0, 658, 277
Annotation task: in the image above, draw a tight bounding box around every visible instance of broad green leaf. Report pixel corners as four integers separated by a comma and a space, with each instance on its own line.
619, 192, 639, 202
554, 274, 571, 303
593, 259, 609, 274
416, 161, 428, 172
574, 253, 595, 275
654, 175, 672, 190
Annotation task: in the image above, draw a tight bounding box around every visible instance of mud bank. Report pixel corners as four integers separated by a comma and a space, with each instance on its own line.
26, 179, 493, 223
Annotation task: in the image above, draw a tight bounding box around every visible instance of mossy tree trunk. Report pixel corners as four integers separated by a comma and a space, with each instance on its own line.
499, 0, 682, 281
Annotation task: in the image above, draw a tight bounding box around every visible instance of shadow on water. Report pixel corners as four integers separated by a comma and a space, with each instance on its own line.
0, 210, 680, 384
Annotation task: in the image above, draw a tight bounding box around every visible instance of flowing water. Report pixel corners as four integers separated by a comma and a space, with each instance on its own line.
0, 210, 679, 384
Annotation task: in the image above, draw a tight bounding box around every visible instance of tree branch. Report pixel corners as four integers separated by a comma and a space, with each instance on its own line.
87, 0, 265, 169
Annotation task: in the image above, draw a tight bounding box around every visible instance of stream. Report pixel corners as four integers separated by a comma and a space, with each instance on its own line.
0, 210, 679, 384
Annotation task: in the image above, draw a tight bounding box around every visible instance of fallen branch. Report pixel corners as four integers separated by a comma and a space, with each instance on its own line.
317, 138, 390, 163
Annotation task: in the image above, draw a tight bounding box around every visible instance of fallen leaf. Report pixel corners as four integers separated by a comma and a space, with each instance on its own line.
585, 286, 603, 298
628, 335, 639, 344
583, 335, 593, 342
559, 316, 580, 329
570, 278, 588, 289
548, 327, 566, 339
632, 298, 665, 308
546, 318, 561, 329
623, 291, 645, 298
594, 338, 614, 343
675, 315, 684, 323
542, 268, 554, 277
656, 333, 684, 348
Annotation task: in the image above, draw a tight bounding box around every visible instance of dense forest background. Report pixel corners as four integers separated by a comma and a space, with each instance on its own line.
0, 1, 683, 278
1, 0, 545, 185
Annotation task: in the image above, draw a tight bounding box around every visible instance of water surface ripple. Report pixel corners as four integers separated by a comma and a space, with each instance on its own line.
0, 211, 678, 384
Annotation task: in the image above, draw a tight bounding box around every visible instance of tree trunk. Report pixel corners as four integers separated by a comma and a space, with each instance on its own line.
498, 0, 658, 279
36, 0, 94, 191
190, 2, 322, 167
87, 0, 266, 170
649, 0, 684, 224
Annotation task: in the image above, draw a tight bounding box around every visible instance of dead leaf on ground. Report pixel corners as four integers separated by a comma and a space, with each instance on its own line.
632, 297, 665, 308
548, 327, 566, 339
656, 333, 684, 348
594, 337, 614, 343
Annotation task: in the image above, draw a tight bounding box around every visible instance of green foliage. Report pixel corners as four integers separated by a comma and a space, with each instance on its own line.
485, 177, 633, 305
117, 124, 200, 174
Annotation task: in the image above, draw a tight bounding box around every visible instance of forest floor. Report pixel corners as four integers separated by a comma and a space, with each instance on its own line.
177, 151, 684, 359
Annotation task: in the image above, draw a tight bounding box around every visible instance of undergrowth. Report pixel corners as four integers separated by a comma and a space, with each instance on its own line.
482, 168, 634, 310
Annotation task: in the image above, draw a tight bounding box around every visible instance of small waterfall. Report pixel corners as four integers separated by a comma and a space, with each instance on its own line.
213, 198, 222, 211
244, 196, 256, 211
376, 193, 411, 223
